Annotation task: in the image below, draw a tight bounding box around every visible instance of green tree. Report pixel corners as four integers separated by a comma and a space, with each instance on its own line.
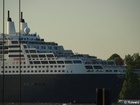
119, 68, 140, 99
108, 53, 124, 65
119, 53, 140, 99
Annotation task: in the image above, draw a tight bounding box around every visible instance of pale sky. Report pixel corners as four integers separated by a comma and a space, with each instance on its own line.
0, 0, 140, 60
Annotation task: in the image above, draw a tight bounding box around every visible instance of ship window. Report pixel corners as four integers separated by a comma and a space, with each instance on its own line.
23, 45, 27, 48
9, 66, 11, 68
9, 55, 24, 57
46, 70, 49, 72
12, 66, 15, 68
33, 61, 40, 64
25, 50, 29, 53
9, 50, 22, 52
35, 70, 37, 72
108, 61, 115, 65
12, 71, 15, 73
0, 50, 8, 54
31, 55, 38, 58
41, 61, 48, 64
106, 70, 112, 72
50, 65, 53, 68
11, 41, 18, 44
27, 55, 30, 58
85, 66, 93, 69
62, 65, 65, 68
58, 70, 61, 72
49, 61, 56, 64
54, 65, 57, 68
65, 60, 73, 64
54, 47, 57, 50
50, 70, 53, 72
57, 61, 64, 64
29, 61, 33, 64
42, 70, 45, 72
96, 70, 103, 72
114, 70, 118, 72
93, 66, 103, 69
62, 70, 65, 72
0, 46, 8, 49
54, 70, 57, 72
48, 46, 52, 50
39, 70, 41, 72
39, 55, 46, 57
73, 60, 82, 64
9, 45, 20, 48
47, 54, 54, 57
29, 50, 36, 53
58, 65, 61, 68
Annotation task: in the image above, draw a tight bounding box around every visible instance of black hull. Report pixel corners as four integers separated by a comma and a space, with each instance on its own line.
0, 74, 124, 103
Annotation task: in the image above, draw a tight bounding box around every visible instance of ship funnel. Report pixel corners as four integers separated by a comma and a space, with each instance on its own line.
7, 10, 16, 34
20, 12, 30, 34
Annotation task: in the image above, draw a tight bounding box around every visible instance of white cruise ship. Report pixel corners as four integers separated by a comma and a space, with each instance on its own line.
0, 11, 126, 103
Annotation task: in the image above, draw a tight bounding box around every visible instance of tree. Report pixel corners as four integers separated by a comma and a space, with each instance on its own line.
119, 68, 140, 99
119, 53, 140, 99
108, 53, 124, 65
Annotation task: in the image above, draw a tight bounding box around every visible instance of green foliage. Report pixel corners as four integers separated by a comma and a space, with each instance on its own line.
119, 53, 140, 99
108, 53, 123, 65
119, 68, 140, 99
125, 53, 140, 69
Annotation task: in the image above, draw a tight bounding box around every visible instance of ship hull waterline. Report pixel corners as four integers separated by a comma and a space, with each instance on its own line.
0, 74, 124, 103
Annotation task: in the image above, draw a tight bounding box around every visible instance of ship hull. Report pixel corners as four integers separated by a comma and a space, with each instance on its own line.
0, 74, 124, 103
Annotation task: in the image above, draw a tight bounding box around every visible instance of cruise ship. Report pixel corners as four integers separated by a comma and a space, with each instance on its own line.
0, 11, 126, 103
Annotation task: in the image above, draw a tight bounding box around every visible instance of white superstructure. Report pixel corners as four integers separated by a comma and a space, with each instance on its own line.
0, 11, 126, 75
